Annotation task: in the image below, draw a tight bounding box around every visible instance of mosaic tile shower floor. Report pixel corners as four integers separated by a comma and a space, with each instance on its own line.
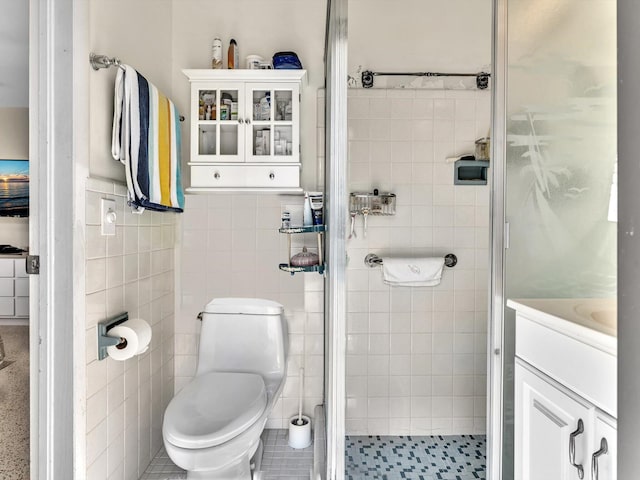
345, 435, 486, 480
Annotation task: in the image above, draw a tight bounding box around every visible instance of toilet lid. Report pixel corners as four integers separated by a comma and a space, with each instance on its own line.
163, 371, 267, 449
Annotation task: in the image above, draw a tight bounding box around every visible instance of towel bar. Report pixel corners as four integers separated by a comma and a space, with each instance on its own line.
364, 253, 457, 268
90, 52, 185, 122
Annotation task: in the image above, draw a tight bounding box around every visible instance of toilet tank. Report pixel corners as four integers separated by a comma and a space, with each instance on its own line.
196, 298, 288, 382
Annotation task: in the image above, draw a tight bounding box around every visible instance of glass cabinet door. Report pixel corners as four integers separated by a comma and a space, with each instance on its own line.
196, 90, 217, 156
192, 85, 243, 162
219, 87, 240, 158
245, 83, 299, 163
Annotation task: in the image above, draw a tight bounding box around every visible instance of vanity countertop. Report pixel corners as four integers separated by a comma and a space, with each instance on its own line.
507, 298, 616, 355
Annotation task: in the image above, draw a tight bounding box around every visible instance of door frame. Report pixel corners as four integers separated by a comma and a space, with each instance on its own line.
29, 0, 76, 477
618, 0, 640, 477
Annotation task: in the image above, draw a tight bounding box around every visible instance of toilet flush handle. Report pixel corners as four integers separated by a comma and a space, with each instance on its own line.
197, 312, 203, 321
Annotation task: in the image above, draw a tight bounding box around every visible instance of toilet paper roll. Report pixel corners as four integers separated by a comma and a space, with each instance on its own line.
106, 318, 152, 361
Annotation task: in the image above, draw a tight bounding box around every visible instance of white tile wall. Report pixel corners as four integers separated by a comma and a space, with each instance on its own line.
84, 178, 176, 480
345, 88, 490, 436
176, 193, 324, 428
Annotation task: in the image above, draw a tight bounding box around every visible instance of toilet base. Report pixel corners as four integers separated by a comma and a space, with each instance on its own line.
184, 440, 264, 480
250, 439, 264, 473
186, 457, 251, 480
167, 424, 264, 480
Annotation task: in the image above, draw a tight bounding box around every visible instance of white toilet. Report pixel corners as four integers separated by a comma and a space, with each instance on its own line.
162, 298, 288, 479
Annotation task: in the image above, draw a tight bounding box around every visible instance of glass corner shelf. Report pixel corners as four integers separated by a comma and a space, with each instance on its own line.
278, 224, 325, 275
279, 225, 325, 234
279, 263, 325, 275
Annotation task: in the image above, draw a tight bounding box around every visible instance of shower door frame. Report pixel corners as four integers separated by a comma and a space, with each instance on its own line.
487, 0, 507, 479
324, 0, 349, 478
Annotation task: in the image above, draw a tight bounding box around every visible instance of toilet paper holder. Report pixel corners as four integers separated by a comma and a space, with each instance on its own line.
97, 312, 129, 361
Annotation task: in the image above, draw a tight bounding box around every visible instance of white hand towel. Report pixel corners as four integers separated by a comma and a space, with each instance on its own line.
382, 257, 445, 287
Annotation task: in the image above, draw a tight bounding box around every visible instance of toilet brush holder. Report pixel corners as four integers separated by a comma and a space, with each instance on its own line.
288, 415, 312, 449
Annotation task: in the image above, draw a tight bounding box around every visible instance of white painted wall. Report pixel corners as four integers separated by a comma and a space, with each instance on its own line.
0, 0, 29, 107
348, 0, 492, 85
0, 108, 29, 158
88, 0, 174, 181
0, 0, 29, 247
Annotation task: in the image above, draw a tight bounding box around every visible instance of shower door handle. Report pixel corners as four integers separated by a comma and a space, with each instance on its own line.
569, 419, 585, 479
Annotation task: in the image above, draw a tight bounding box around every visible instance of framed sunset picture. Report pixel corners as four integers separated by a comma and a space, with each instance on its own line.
0, 160, 29, 217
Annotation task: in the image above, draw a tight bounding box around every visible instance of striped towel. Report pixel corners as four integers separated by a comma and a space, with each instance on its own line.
112, 65, 184, 213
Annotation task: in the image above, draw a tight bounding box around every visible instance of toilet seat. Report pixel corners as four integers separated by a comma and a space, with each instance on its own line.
163, 371, 267, 449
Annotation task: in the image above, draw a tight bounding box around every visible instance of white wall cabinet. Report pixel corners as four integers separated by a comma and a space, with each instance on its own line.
183, 69, 306, 192
510, 300, 617, 480
0, 258, 29, 318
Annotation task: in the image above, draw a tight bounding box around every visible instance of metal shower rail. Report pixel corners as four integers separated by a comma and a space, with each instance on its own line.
361, 69, 490, 89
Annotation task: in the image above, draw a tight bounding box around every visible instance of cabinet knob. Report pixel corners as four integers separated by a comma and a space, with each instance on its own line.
214, 172, 221, 179
246, 119, 251, 125
569, 419, 585, 479
591, 437, 608, 480
238, 118, 244, 124
269, 172, 275, 180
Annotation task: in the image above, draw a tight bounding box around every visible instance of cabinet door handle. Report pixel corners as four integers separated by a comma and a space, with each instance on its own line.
569, 419, 585, 479
591, 438, 608, 480
269, 172, 275, 180
214, 172, 220, 179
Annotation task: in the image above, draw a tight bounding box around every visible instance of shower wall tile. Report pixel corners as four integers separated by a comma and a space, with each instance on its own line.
346, 88, 490, 436
84, 180, 176, 479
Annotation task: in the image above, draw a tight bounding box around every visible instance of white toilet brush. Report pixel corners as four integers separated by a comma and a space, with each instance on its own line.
288, 368, 311, 448
296, 368, 304, 425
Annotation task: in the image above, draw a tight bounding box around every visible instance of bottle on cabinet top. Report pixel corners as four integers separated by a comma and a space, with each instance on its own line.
211, 37, 222, 69
228, 39, 238, 69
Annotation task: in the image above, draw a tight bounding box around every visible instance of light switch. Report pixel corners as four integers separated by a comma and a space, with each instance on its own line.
100, 198, 117, 236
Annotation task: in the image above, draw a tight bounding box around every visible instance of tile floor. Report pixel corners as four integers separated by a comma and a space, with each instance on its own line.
140, 431, 485, 480
0, 326, 30, 480
345, 435, 486, 480
140, 429, 313, 480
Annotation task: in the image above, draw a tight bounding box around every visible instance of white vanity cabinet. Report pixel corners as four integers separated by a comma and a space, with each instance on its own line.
0, 257, 29, 318
183, 69, 306, 192
509, 299, 617, 480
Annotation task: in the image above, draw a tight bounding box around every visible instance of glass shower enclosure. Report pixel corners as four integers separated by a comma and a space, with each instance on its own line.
492, 0, 617, 477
